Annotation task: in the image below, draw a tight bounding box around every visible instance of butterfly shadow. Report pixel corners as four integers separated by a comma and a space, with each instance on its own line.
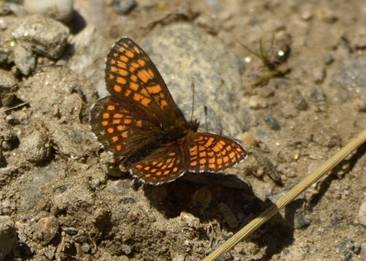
142, 173, 295, 260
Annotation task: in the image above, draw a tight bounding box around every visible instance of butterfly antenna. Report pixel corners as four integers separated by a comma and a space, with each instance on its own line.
204, 106, 208, 132
190, 82, 195, 122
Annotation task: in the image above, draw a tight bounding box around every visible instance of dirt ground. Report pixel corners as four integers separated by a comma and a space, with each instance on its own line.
0, 0, 366, 260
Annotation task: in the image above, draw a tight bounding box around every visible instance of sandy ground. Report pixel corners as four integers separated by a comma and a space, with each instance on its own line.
0, 0, 366, 260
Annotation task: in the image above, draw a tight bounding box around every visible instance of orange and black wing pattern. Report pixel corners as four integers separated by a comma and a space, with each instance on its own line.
104, 37, 186, 127
90, 96, 160, 156
91, 36, 248, 185
187, 133, 247, 173
129, 143, 185, 184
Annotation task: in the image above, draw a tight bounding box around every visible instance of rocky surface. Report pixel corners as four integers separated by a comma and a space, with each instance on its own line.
0, 0, 365, 260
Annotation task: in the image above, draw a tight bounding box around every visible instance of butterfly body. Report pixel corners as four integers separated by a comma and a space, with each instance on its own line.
91, 37, 247, 185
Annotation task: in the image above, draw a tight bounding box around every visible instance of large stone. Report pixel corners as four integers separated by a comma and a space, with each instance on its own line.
0, 215, 17, 260
140, 23, 249, 137
24, 0, 74, 22
12, 15, 69, 59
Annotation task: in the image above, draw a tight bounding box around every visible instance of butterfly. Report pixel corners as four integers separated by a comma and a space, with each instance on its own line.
90, 37, 247, 185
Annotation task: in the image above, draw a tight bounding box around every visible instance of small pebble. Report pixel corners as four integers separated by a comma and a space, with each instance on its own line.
292, 90, 308, 111
174, 254, 186, 261
313, 66, 326, 84
24, 0, 74, 22
264, 113, 281, 130
358, 201, 366, 226
180, 212, 200, 228
300, 10, 313, 21
337, 239, 360, 261
5, 115, 19, 125
0, 18, 7, 30
36, 216, 59, 245
80, 242, 90, 253
294, 212, 311, 229
319, 8, 338, 23
248, 96, 268, 110
43, 246, 55, 260
324, 53, 334, 65
20, 129, 50, 164
240, 132, 258, 147
63, 226, 78, 235
14, 44, 36, 76
0, 69, 17, 92
121, 244, 132, 255
0, 216, 17, 260
352, 96, 366, 112
112, 0, 137, 15
217, 252, 233, 261
350, 28, 366, 49
310, 88, 326, 103
361, 243, 366, 260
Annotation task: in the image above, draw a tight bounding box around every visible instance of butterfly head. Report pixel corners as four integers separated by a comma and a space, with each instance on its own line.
187, 119, 199, 132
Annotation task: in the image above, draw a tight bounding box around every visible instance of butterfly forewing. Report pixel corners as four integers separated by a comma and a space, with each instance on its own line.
90, 96, 160, 156
105, 37, 186, 127
187, 133, 247, 173
129, 143, 185, 184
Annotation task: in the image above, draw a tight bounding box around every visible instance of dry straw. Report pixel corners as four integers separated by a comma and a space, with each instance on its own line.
203, 128, 366, 261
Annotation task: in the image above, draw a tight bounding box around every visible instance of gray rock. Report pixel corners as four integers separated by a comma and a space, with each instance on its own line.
51, 181, 94, 216
361, 243, 366, 261
292, 90, 308, 111
12, 15, 69, 59
0, 18, 7, 30
42, 246, 56, 259
19, 128, 51, 164
141, 23, 248, 137
324, 53, 334, 65
336, 239, 360, 261
0, 69, 17, 92
63, 226, 78, 235
24, 0, 74, 22
80, 242, 90, 253
121, 243, 132, 255
13, 43, 36, 75
35, 216, 59, 245
310, 87, 327, 103
0, 69, 17, 105
331, 58, 366, 102
0, 44, 13, 66
294, 211, 311, 229
358, 201, 366, 226
264, 113, 281, 130
0, 215, 17, 260
49, 122, 100, 159
18, 163, 61, 213
68, 26, 108, 99
112, 0, 137, 15
173, 254, 186, 261
18, 66, 83, 119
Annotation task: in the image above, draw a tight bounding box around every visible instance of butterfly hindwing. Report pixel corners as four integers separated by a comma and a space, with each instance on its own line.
187, 133, 247, 173
90, 96, 160, 156
129, 143, 186, 184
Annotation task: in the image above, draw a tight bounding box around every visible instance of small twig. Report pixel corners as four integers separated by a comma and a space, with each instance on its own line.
203, 128, 366, 261
4, 102, 29, 113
